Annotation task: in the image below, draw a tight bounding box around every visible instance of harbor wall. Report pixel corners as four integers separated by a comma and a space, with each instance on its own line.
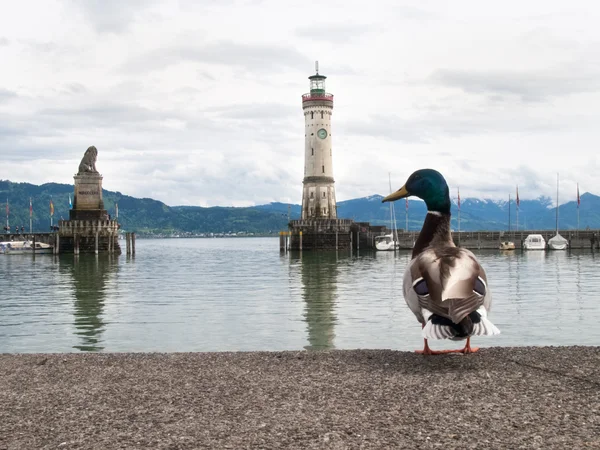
283, 223, 600, 251
392, 229, 600, 250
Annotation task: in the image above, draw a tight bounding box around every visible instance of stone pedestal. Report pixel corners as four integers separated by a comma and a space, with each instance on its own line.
70, 173, 108, 220
58, 219, 121, 255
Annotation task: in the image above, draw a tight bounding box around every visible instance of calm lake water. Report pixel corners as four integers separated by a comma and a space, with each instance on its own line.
1, 238, 599, 353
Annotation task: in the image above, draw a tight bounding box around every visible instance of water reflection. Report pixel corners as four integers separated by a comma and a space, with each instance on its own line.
293, 251, 341, 350
60, 254, 117, 351
2, 239, 600, 353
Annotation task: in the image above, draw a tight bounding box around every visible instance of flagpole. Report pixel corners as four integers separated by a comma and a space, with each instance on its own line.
5, 198, 8, 234
577, 183, 580, 237
29, 197, 32, 233
516, 186, 519, 232
457, 187, 461, 246
405, 199, 408, 232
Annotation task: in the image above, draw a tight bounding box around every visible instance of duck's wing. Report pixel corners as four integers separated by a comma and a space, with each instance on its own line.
402, 258, 425, 323
405, 247, 499, 338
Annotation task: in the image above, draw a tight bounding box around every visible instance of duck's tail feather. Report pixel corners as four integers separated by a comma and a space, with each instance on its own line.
422, 320, 455, 340
421, 308, 500, 340
472, 317, 501, 336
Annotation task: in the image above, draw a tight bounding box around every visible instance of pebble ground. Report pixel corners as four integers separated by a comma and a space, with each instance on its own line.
1, 346, 599, 449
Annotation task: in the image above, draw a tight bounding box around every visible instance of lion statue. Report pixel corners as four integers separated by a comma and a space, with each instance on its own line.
78, 146, 99, 174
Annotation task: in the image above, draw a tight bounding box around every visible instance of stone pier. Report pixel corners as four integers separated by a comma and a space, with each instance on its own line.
57, 145, 122, 255
58, 219, 120, 254
287, 219, 387, 250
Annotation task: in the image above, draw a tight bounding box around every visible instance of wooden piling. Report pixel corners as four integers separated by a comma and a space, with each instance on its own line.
32, 235, 36, 256
279, 232, 285, 252
95, 232, 99, 255
335, 231, 338, 250
350, 231, 353, 254
74, 234, 79, 255
126, 232, 130, 255
55, 233, 60, 255
299, 231, 303, 251
131, 232, 136, 256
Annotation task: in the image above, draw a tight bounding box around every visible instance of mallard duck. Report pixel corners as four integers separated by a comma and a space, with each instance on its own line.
382, 169, 500, 354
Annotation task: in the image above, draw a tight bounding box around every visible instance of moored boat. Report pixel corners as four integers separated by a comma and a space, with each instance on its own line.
375, 234, 399, 251
548, 234, 568, 250
376, 173, 400, 251
523, 234, 546, 250
0, 240, 53, 255
548, 173, 568, 251
499, 241, 515, 250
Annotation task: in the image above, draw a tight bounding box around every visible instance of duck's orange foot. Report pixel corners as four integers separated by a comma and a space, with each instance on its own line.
415, 348, 465, 355
461, 346, 479, 354
415, 337, 479, 355
460, 337, 479, 354
415, 339, 464, 355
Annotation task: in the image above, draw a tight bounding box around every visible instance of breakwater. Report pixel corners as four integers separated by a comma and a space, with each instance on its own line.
398, 229, 600, 250
282, 225, 600, 251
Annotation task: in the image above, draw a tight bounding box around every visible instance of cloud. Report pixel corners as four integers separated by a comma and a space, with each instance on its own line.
429, 68, 600, 102
295, 24, 378, 43
339, 107, 561, 144
0, 88, 17, 103
121, 41, 311, 73
1, 0, 600, 207
69, 0, 159, 33
211, 103, 296, 121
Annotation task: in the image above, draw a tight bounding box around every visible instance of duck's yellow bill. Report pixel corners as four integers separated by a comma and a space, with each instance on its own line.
382, 185, 409, 203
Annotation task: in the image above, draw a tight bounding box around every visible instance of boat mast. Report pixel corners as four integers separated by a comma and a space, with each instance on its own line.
508, 193, 511, 232
555, 173, 559, 234
388, 173, 397, 248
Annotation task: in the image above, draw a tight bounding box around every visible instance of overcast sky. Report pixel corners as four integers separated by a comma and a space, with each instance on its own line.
1, 0, 599, 207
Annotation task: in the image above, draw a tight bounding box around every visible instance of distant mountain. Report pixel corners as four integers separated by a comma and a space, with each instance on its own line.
1, 179, 598, 235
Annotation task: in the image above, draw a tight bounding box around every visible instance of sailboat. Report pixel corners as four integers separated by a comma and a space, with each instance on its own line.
548, 173, 568, 250
500, 193, 515, 250
375, 174, 400, 251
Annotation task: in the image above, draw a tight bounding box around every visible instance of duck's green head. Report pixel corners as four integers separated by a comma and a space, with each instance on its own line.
382, 169, 451, 214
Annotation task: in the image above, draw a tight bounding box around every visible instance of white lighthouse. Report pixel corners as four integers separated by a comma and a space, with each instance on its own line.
301, 62, 337, 220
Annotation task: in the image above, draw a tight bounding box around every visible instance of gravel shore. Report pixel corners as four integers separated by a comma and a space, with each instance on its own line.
1, 346, 599, 449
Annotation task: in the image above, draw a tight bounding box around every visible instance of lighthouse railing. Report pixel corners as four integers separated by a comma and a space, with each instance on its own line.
302, 93, 334, 102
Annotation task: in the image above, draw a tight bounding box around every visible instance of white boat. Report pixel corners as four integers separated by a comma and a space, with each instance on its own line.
0, 240, 53, 255
499, 241, 515, 250
376, 174, 400, 251
548, 173, 568, 251
523, 234, 546, 250
375, 234, 399, 251
548, 234, 568, 250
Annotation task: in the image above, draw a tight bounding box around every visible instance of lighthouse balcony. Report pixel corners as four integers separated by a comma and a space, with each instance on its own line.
302, 93, 334, 103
